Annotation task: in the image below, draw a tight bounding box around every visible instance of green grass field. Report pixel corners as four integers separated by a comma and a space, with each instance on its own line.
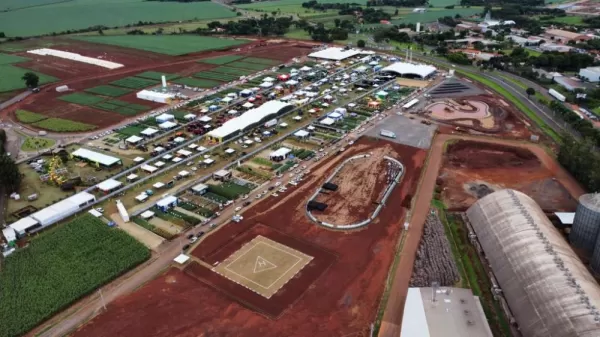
201, 54, 245, 65
0, 214, 150, 337
194, 71, 237, 82
85, 85, 132, 97
0, 53, 29, 65
237, 0, 367, 10
71, 35, 249, 56
172, 77, 222, 88
32, 118, 97, 132
540, 15, 585, 25
0, 65, 57, 92
111, 76, 158, 89
229, 61, 273, 71
15, 110, 47, 123
211, 65, 255, 76
242, 57, 279, 65
0, 1, 237, 37
135, 71, 179, 81
362, 7, 481, 27
0, 0, 63, 11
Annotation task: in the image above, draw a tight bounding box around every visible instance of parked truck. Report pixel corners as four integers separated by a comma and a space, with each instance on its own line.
549, 88, 566, 102
380, 129, 396, 139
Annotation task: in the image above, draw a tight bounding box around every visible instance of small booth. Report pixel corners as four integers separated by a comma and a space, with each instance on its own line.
141, 128, 159, 137
156, 195, 178, 212
269, 147, 291, 162
135, 193, 149, 202
126, 135, 143, 145
294, 130, 310, 139
293, 116, 302, 121
174, 137, 185, 143
153, 182, 165, 189
156, 113, 174, 123
191, 183, 208, 195
222, 97, 233, 104
178, 170, 190, 178
224, 148, 235, 155
140, 210, 155, 219
320, 117, 335, 126
133, 157, 145, 163
159, 121, 177, 130
199, 115, 212, 123
242, 102, 254, 109
126, 174, 138, 182
203, 158, 215, 166
141, 164, 157, 173
97, 179, 122, 194
177, 149, 192, 158
213, 169, 232, 182
184, 113, 196, 121
154, 161, 165, 168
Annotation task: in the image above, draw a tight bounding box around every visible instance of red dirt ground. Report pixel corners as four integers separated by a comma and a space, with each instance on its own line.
439, 139, 580, 211
72, 136, 427, 337
186, 223, 337, 319
313, 145, 395, 226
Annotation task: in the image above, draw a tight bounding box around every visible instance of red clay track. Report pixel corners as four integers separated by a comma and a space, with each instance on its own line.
377, 132, 585, 337
72, 137, 426, 337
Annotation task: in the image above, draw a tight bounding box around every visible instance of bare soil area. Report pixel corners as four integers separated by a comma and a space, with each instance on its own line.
72, 136, 427, 337
313, 145, 396, 225
440, 139, 581, 211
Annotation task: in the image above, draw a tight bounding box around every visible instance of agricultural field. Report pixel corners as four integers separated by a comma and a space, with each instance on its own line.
201, 55, 245, 65
14, 109, 97, 132
194, 71, 238, 82
172, 77, 222, 88
110, 77, 158, 90
59, 93, 105, 106
211, 66, 255, 76
539, 15, 585, 25
135, 71, 180, 81
85, 85, 132, 98
0, 1, 237, 37
0, 53, 29, 65
0, 214, 150, 337
236, 0, 367, 10
229, 61, 273, 71
0, 65, 58, 92
71, 35, 249, 56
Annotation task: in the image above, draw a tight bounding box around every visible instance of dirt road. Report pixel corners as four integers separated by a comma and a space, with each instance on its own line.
377, 133, 584, 337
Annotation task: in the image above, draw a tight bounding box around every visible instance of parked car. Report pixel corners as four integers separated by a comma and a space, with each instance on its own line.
182, 244, 190, 251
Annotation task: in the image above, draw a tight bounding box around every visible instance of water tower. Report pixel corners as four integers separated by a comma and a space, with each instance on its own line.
571, 194, 600, 255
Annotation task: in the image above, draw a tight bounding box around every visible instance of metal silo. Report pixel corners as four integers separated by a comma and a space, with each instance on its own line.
571, 194, 600, 255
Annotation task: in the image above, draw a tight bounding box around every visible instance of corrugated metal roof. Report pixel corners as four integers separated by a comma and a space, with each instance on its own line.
467, 189, 600, 337
208, 100, 291, 139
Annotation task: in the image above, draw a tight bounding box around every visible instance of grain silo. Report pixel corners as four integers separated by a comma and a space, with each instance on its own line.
570, 194, 600, 255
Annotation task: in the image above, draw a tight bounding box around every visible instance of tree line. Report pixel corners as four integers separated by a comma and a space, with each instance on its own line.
558, 135, 600, 192
0, 130, 22, 194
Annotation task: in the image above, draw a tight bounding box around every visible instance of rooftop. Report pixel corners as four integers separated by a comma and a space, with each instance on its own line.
401, 287, 493, 337
71, 148, 120, 166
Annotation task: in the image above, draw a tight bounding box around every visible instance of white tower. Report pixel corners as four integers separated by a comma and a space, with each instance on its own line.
416, 22, 421, 33
161, 75, 167, 88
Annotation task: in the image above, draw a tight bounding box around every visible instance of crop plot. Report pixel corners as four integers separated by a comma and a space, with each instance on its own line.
201, 54, 245, 65
110, 77, 158, 89
193, 71, 238, 82
172, 77, 221, 88
242, 57, 279, 65
0, 52, 29, 65
229, 61, 273, 71
211, 66, 255, 76
0, 65, 58, 92
85, 85, 132, 97
213, 236, 313, 299
0, 214, 149, 337
59, 92, 105, 105
135, 71, 179, 81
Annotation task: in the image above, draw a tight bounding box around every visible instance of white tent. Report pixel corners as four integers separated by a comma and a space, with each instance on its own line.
243, 102, 254, 109
126, 135, 143, 144
320, 117, 335, 126
260, 82, 273, 88
159, 121, 177, 130
199, 116, 212, 122
222, 97, 233, 103
141, 128, 159, 137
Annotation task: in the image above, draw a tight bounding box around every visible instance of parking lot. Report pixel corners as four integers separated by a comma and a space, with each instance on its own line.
366, 114, 437, 149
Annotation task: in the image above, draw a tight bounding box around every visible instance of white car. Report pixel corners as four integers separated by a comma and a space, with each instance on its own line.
272, 193, 279, 197
235, 206, 242, 212
274, 182, 281, 187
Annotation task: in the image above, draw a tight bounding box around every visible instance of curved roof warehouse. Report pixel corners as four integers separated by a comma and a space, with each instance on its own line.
381, 62, 437, 79
466, 189, 600, 337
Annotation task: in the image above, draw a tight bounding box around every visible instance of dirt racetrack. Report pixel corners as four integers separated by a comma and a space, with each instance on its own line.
440, 139, 581, 211
313, 145, 396, 225
72, 136, 427, 337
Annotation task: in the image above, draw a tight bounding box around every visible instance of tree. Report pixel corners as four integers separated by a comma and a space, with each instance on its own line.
526, 87, 535, 98
0, 32, 5, 38
22, 72, 39, 88
357, 39, 366, 48
0, 154, 21, 193
334, 18, 341, 27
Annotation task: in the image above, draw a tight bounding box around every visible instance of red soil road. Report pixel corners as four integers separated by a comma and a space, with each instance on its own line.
377, 133, 586, 337
440, 140, 580, 211
72, 136, 427, 337
313, 145, 395, 226
185, 223, 337, 319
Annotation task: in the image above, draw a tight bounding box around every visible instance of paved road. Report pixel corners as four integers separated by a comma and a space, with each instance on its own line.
0, 91, 30, 110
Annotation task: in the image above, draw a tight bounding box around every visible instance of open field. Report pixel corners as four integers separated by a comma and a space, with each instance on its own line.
0, 1, 237, 37
71, 35, 249, 56
438, 139, 582, 212
0, 53, 29, 65
72, 136, 426, 337
0, 65, 58, 92
0, 214, 150, 337
20, 135, 56, 151
15, 109, 97, 132
237, 0, 367, 10
85, 85, 132, 97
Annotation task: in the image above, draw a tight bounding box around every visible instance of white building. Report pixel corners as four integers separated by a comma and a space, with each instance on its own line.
269, 147, 291, 162
137, 90, 175, 104
156, 113, 175, 123
381, 62, 437, 79
580, 66, 600, 82
159, 121, 177, 130
308, 47, 363, 61
97, 178, 123, 193
141, 127, 159, 137
71, 148, 121, 167
126, 135, 143, 144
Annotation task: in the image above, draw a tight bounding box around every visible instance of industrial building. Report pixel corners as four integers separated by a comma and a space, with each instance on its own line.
400, 287, 493, 337
156, 195, 178, 212
466, 189, 600, 337
381, 62, 437, 79
207, 100, 293, 143
7, 192, 97, 237
543, 29, 591, 42
71, 148, 122, 167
